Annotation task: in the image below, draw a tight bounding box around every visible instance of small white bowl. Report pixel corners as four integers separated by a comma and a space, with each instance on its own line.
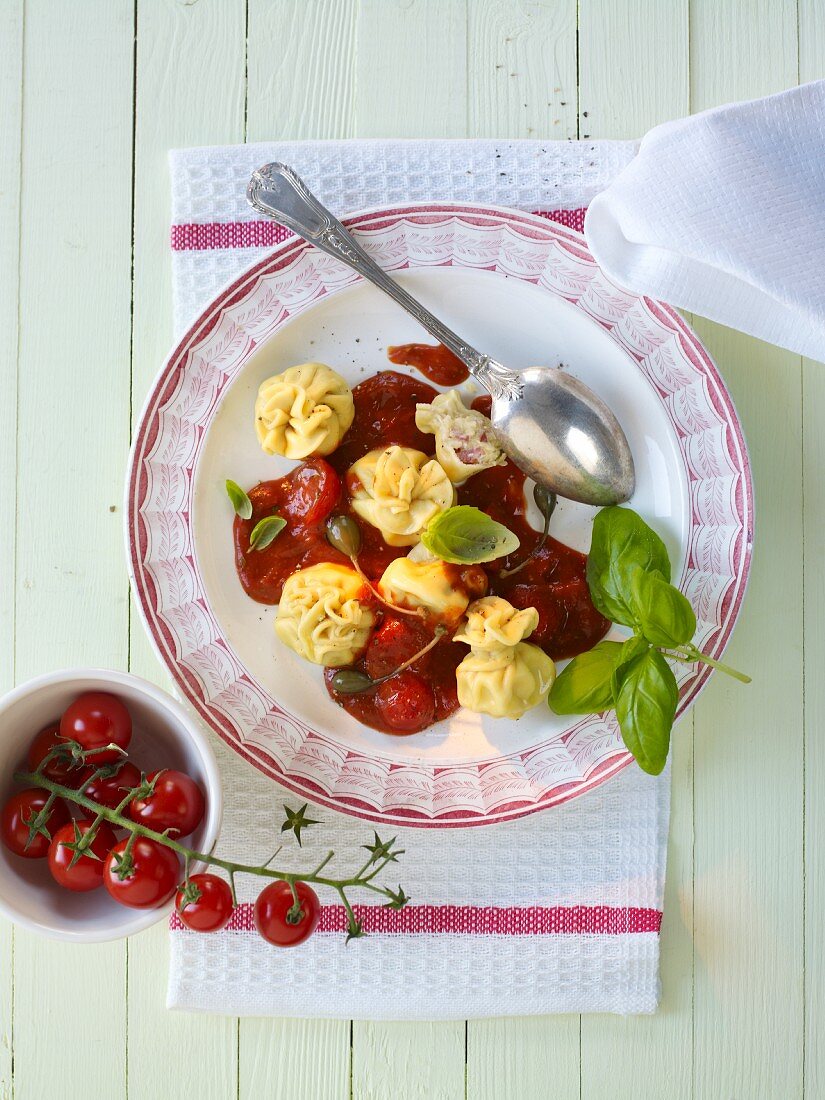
0, 669, 222, 942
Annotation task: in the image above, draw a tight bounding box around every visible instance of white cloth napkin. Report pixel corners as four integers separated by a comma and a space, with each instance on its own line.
585, 80, 825, 360
165, 138, 670, 1019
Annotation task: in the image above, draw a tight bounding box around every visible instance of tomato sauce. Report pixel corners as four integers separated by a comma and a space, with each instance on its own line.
387, 342, 469, 386
233, 367, 609, 733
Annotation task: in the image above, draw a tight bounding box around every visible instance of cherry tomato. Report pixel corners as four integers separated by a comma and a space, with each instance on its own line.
376, 671, 436, 733
280, 459, 341, 526
1, 789, 70, 858
60, 692, 132, 764
128, 769, 205, 838
48, 821, 118, 892
26, 723, 92, 786
103, 837, 181, 909
254, 880, 321, 947
79, 761, 142, 820
364, 617, 429, 679
175, 873, 234, 933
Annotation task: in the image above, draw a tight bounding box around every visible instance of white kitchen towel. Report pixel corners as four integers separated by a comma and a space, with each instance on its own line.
585, 80, 825, 360
165, 138, 671, 1019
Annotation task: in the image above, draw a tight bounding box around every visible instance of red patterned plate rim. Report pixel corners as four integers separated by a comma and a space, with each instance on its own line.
126, 202, 753, 828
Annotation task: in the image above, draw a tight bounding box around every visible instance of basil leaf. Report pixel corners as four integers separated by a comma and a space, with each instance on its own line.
586, 507, 671, 626
628, 567, 696, 647
548, 640, 624, 715
249, 514, 286, 551
613, 646, 678, 775
226, 479, 253, 520
421, 505, 519, 564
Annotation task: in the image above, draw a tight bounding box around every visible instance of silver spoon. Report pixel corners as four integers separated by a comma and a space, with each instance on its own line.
246, 163, 635, 506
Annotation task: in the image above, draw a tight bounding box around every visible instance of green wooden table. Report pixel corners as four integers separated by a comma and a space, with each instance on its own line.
1, 1, 821, 1096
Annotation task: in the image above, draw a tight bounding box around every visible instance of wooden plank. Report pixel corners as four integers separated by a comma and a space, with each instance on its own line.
579, 0, 688, 138
352, 1021, 465, 1100
468, 1017, 579, 1100
576, 4, 693, 1097
127, 1, 245, 1089
240, 5, 358, 1097
247, 0, 359, 140
241, 1019, 350, 1100
11, 2, 134, 1097
798, 8, 825, 1097
467, 0, 578, 140
356, 0, 467, 138
0, 3, 23, 1095
689, 4, 803, 1097
348, 4, 470, 1094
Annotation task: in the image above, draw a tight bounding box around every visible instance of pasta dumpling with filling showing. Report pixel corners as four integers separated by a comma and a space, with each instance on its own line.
455, 595, 556, 718
378, 557, 487, 626
415, 389, 507, 483
255, 362, 354, 459
275, 562, 375, 667
348, 445, 455, 546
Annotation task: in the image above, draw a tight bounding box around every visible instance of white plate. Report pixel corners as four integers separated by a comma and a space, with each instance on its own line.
127, 203, 752, 827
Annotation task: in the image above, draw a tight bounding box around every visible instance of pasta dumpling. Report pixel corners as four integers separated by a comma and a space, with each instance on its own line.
275, 562, 374, 667
255, 362, 354, 459
379, 558, 471, 626
348, 446, 455, 546
415, 390, 507, 483
454, 596, 539, 650
456, 642, 556, 719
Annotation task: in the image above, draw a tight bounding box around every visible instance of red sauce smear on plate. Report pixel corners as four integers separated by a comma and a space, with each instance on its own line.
233, 369, 609, 734
387, 342, 469, 386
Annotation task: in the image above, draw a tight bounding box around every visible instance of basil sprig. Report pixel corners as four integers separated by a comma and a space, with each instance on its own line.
550, 506, 749, 776
249, 514, 286, 551
226, 479, 253, 520
421, 505, 519, 564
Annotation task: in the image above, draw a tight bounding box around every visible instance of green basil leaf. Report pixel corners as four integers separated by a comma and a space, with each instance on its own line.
548, 640, 624, 715
226, 479, 253, 520
421, 505, 519, 564
609, 635, 651, 701
628, 567, 696, 647
586, 507, 672, 626
249, 514, 286, 551
613, 647, 678, 775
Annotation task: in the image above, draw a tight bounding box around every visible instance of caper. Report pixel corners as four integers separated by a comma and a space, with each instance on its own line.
533, 483, 558, 523
330, 669, 375, 694
326, 514, 362, 557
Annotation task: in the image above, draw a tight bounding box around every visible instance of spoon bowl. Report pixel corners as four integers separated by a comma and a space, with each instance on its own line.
247, 162, 636, 505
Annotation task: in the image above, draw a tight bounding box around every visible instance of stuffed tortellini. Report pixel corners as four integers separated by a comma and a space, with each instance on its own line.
415, 390, 507, 483
348, 446, 455, 546
379, 558, 483, 626
453, 596, 539, 650
255, 362, 354, 459
456, 642, 556, 719
275, 562, 375, 667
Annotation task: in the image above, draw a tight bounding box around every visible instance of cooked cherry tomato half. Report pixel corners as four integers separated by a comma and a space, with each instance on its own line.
48, 821, 118, 892
78, 761, 142, 820
103, 837, 181, 909
1, 789, 70, 858
254, 880, 321, 947
26, 723, 92, 785
280, 459, 341, 526
376, 671, 436, 733
60, 692, 132, 764
128, 769, 205, 838
175, 873, 234, 933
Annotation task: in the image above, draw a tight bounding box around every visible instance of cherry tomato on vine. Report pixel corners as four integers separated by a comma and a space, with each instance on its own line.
281, 459, 341, 527
26, 723, 92, 785
376, 671, 435, 733
0, 789, 70, 858
48, 821, 118, 892
128, 769, 205, 838
103, 837, 181, 909
254, 880, 321, 947
79, 761, 142, 820
60, 692, 132, 764
175, 873, 234, 933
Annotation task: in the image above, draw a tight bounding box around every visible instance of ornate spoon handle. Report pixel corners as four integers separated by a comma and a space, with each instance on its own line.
246, 163, 521, 401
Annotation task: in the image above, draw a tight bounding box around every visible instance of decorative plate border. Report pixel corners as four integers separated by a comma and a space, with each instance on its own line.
126, 204, 753, 828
